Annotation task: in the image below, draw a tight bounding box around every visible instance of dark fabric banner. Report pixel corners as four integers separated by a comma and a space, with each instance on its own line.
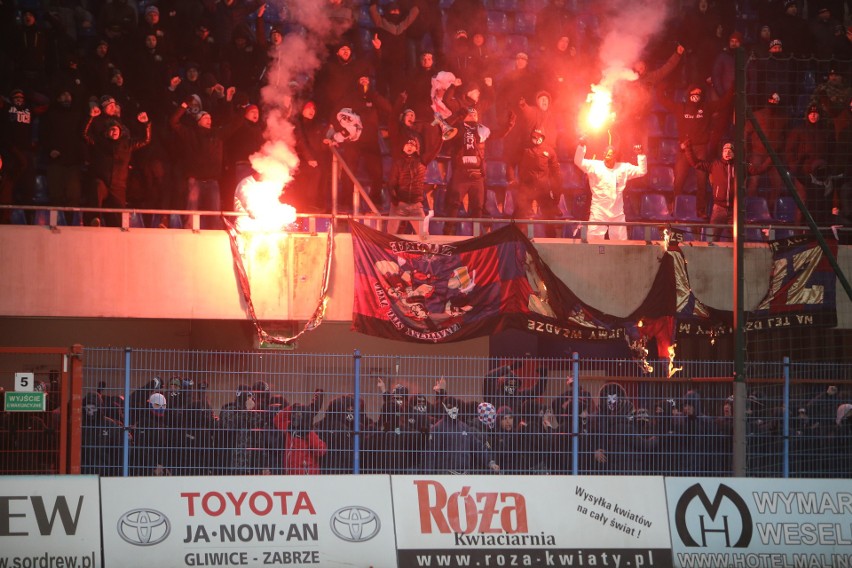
669, 246, 733, 338
350, 221, 622, 343
749, 235, 838, 330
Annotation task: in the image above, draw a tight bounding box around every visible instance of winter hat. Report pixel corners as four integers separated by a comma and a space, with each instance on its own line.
403, 137, 421, 153
10, 88, 24, 98
149, 392, 167, 409
100, 95, 116, 108
478, 402, 497, 427
768, 92, 781, 105
729, 31, 744, 44
496, 406, 514, 419
145, 5, 159, 15
516, 52, 529, 60
455, 29, 468, 39
769, 39, 782, 49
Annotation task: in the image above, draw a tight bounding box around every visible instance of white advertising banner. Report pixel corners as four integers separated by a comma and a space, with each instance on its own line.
666, 478, 852, 568
0, 476, 102, 568
392, 475, 673, 568
100, 476, 397, 568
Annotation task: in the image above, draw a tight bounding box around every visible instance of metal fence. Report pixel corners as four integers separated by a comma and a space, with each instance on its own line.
72, 348, 852, 478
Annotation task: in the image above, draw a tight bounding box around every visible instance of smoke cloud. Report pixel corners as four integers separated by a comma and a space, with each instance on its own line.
250, 0, 344, 185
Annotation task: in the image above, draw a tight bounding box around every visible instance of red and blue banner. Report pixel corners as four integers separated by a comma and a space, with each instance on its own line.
749, 235, 838, 329
351, 222, 621, 343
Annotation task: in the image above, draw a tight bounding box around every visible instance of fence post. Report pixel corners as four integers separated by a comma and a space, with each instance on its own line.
68, 344, 84, 474
123, 347, 132, 477
353, 349, 361, 475
782, 356, 791, 478
571, 352, 580, 476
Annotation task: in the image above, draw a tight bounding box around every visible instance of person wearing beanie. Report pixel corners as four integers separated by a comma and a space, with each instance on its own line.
426, 393, 497, 475
771, 0, 813, 58
744, 89, 789, 207
442, 105, 515, 235
83, 103, 151, 226
516, 127, 561, 224
218, 384, 261, 474
682, 137, 771, 241
223, 102, 264, 206
784, 103, 833, 223
169, 89, 236, 229
672, 389, 721, 475
315, 394, 372, 473
386, 120, 444, 235
39, 89, 86, 207
277, 392, 327, 475
369, 0, 418, 100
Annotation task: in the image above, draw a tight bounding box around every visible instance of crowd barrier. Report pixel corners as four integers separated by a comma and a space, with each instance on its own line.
2, 475, 851, 568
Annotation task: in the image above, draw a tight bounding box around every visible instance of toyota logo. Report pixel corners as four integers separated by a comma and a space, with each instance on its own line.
330, 506, 380, 542
117, 508, 171, 546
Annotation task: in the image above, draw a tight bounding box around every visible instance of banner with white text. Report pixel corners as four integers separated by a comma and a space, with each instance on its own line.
391, 475, 673, 568
100, 476, 397, 568
0, 476, 102, 568
665, 478, 852, 568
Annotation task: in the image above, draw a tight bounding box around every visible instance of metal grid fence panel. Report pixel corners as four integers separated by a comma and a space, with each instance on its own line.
77, 349, 852, 478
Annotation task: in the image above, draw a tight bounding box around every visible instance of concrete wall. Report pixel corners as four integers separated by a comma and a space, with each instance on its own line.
0, 225, 850, 350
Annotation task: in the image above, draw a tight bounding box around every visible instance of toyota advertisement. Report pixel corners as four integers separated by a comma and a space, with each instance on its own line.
665, 478, 852, 568
99, 477, 396, 568
391, 475, 674, 568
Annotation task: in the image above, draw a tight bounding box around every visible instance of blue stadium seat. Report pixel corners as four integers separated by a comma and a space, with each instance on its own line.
503, 34, 528, 57
484, 189, 504, 217
129, 212, 146, 228
503, 188, 516, 216
426, 160, 447, 186
485, 137, 504, 159
357, 6, 371, 27
494, 0, 519, 11
656, 138, 680, 166
745, 196, 773, 223
560, 163, 586, 191
646, 114, 664, 138
11, 209, 27, 225
673, 194, 702, 222
663, 113, 679, 137
430, 185, 447, 216
521, 0, 548, 12
630, 225, 663, 241
774, 196, 798, 223
33, 210, 50, 226
486, 11, 511, 34
70, 211, 85, 226
485, 160, 509, 189
639, 193, 673, 221
647, 166, 675, 193
514, 12, 536, 35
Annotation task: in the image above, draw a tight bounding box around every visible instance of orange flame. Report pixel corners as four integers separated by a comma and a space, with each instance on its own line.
235, 175, 297, 232
585, 84, 614, 131
667, 344, 683, 378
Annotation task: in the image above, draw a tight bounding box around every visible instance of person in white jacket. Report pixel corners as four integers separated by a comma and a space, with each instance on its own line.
574, 140, 647, 240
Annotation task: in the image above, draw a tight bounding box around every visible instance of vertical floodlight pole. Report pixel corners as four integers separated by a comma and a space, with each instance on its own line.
783, 356, 791, 478
571, 352, 580, 476
353, 349, 361, 475
732, 47, 748, 476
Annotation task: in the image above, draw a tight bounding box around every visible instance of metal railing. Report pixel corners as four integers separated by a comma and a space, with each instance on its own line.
2, 204, 841, 243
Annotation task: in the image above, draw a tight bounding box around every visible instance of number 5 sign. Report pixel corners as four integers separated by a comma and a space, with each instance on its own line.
15, 372, 34, 392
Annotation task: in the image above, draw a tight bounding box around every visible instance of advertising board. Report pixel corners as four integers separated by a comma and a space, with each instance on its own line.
666, 478, 852, 568
101, 476, 397, 568
0, 476, 102, 568
392, 475, 673, 567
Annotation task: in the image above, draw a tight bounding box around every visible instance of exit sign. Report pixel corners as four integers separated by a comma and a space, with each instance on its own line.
4, 392, 46, 412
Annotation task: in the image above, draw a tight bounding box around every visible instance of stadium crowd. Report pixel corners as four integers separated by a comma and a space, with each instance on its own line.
1, 0, 852, 232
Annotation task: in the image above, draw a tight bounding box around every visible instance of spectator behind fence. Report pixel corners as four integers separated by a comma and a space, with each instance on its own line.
316, 394, 371, 474
426, 397, 497, 475
276, 389, 326, 475
82, 391, 125, 476
131, 392, 176, 476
